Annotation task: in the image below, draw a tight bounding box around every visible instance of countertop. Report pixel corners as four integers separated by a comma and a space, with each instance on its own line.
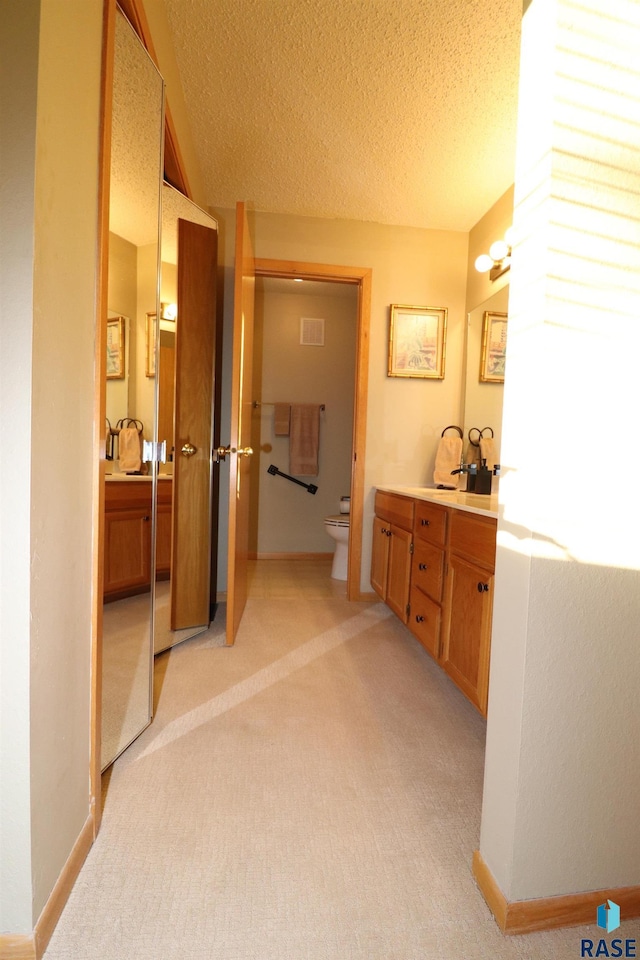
105, 473, 172, 482
376, 485, 498, 519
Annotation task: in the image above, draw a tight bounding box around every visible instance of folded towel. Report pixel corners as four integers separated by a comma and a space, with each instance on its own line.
273, 403, 291, 436
289, 404, 321, 477
119, 426, 141, 473
433, 435, 463, 488
480, 436, 498, 470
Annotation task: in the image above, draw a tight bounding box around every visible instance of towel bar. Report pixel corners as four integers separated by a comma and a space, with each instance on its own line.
267, 464, 318, 495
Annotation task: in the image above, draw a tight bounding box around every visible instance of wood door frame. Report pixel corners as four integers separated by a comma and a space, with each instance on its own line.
254, 258, 371, 601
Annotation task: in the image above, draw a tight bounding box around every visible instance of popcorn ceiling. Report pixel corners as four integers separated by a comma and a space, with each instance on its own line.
163, 0, 522, 231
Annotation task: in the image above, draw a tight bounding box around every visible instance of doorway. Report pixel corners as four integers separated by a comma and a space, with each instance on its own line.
253, 259, 371, 602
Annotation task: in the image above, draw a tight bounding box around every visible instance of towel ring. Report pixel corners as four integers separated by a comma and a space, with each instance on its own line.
441, 425, 463, 439
116, 417, 144, 434
480, 426, 494, 439
468, 427, 482, 447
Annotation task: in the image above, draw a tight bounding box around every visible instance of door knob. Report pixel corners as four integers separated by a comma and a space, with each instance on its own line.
216, 445, 231, 461
181, 442, 197, 458
236, 446, 253, 458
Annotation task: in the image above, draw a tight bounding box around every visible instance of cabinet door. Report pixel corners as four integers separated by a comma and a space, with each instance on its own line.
441, 555, 494, 715
104, 509, 152, 597
155, 501, 172, 578
386, 524, 412, 623
371, 516, 390, 600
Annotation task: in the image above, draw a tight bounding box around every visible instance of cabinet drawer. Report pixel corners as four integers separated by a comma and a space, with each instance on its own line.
450, 511, 497, 572
414, 500, 447, 546
412, 539, 444, 602
374, 491, 414, 531
409, 586, 441, 660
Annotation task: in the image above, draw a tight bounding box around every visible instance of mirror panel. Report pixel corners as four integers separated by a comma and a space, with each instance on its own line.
101, 9, 164, 770
462, 285, 509, 465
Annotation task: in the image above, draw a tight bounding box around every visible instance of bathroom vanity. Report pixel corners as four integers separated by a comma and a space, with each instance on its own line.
104, 477, 172, 601
372, 486, 497, 716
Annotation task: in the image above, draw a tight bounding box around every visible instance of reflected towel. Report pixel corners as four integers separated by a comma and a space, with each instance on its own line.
273, 403, 291, 436
119, 427, 141, 473
433, 436, 463, 489
480, 436, 498, 470
289, 404, 321, 477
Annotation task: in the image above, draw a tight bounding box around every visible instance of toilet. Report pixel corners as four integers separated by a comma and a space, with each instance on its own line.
324, 515, 350, 580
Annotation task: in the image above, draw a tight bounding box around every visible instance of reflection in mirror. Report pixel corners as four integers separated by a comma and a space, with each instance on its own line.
462, 285, 509, 468
153, 182, 219, 655
101, 9, 163, 770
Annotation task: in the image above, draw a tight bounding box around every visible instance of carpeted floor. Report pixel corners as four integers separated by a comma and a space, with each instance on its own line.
45, 566, 634, 959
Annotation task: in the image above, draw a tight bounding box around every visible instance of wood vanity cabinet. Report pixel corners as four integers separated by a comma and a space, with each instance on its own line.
372, 490, 497, 717
440, 510, 496, 716
104, 480, 172, 600
371, 491, 414, 623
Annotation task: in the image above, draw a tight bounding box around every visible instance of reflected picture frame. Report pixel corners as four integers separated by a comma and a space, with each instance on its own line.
106, 316, 125, 379
388, 304, 447, 379
145, 312, 156, 377
480, 311, 508, 383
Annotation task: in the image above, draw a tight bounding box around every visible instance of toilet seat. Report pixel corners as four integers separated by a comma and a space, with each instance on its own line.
324, 515, 349, 527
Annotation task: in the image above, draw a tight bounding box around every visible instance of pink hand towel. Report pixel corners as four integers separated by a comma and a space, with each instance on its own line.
433, 435, 463, 488
289, 404, 321, 477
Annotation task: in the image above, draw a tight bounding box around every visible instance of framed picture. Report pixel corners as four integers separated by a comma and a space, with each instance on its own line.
480, 311, 508, 382
145, 312, 156, 377
388, 304, 447, 379
106, 316, 125, 379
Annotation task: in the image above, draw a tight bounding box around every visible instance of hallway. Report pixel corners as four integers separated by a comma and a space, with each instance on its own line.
45, 563, 600, 958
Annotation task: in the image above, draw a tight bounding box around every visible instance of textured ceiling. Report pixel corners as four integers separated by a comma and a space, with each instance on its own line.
163, 0, 522, 232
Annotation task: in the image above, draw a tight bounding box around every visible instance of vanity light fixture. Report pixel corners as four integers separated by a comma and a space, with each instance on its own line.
475, 228, 513, 281
160, 301, 177, 321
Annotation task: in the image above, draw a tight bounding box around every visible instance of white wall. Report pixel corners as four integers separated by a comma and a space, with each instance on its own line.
0, 0, 103, 933
251, 283, 357, 554
480, 0, 640, 901
214, 210, 469, 592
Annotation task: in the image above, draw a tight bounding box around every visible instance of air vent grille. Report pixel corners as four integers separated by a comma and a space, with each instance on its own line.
300, 317, 325, 346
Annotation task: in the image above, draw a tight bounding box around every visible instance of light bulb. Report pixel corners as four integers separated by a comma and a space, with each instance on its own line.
489, 239, 509, 262
475, 254, 493, 274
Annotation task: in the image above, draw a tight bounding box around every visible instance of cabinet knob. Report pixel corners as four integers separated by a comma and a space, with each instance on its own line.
415, 615, 425, 623
143, 515, 150, 522
421, 518, 430, 526
381, 527, 387, 535
386, 529, 392, 537
477, 582, 489, 592
419, 563, 427, 571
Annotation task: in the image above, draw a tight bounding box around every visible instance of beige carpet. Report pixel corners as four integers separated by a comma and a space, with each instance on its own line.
46, 594, 624, 959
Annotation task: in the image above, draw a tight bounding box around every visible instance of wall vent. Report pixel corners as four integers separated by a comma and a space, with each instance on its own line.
300, 317, 325, 346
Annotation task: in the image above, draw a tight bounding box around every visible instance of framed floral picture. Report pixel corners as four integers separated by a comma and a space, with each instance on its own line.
388, 304, 447, 379
106, 316, 125, 379
480, 311, 508, 382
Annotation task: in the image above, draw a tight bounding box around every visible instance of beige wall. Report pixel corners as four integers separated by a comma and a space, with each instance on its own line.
213, 210, 469, 592
251, 285, 357, 554
107, 233, 137, 426
0, 0, 103, 934
481, 0, 640, 901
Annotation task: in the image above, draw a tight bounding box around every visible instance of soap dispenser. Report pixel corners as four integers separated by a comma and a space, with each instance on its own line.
475, 459, 492, 495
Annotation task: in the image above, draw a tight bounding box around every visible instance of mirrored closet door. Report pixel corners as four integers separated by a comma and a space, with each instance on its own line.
101, 8, 164, 770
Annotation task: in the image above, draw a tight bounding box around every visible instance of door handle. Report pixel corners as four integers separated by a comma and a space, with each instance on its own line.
215, 445, 253, 461
181, 442, 197, 458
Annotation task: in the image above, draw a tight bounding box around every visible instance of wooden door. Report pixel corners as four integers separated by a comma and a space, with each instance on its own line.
386, 524, 412, 623
226, 202, 255, 645
441, 555, 494, 714
370, 516, 390, 600
170, 218, 218, 629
